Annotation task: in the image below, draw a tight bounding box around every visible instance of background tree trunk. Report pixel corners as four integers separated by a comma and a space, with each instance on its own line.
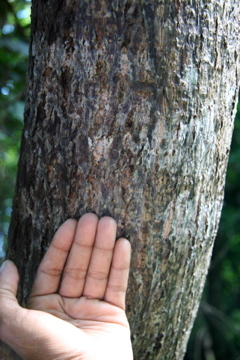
2, 0, 239, 359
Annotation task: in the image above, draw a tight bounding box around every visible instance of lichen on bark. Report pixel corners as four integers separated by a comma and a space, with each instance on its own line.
5, 1, 239, 359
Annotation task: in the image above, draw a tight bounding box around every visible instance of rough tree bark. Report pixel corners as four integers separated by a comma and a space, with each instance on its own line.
1, 0, 239, 359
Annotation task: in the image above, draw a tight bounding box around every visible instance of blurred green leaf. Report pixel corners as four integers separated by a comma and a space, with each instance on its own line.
0, 0, 30, 261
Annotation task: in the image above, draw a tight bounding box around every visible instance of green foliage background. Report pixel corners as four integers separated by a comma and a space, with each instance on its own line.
0, 1, 239, 358
0, 0, 30, 258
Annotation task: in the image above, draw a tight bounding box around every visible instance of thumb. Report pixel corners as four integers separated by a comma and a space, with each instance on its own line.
0, 260, 21, 338
0, 260, 25, 356
0, 260, 20, 302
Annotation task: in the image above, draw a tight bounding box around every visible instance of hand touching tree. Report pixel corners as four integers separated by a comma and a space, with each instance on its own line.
0, 214, 133, 360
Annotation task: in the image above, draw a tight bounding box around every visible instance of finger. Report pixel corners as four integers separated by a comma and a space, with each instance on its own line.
83, 216, 117, 299
0, 260, 21, 342
59, 213, 99, 297
0, 262, 86, 360
104, 238, 131, 310
30, 219, 77, 297
0, 260, 19, 304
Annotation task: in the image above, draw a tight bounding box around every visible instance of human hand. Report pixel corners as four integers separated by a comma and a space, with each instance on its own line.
0, 214, 133, 360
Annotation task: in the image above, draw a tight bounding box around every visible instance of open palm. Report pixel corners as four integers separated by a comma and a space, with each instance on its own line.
0, 214, 133, 360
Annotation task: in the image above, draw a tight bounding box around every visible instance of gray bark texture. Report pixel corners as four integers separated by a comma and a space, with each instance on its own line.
2, 0, 239, 359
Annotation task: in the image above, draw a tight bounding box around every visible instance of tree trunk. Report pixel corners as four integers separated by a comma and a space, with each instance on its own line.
3, 1, 239, 359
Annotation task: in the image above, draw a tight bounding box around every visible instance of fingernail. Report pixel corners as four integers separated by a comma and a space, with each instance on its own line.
0, 261, 6, 274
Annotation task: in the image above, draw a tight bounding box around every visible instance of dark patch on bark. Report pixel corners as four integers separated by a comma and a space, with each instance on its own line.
6, 1, 239, 359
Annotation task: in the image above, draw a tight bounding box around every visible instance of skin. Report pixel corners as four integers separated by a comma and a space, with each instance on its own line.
0, 213, 133, 360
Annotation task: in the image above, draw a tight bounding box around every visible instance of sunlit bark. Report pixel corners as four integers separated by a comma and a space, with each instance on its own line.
2, 1, 239, 359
